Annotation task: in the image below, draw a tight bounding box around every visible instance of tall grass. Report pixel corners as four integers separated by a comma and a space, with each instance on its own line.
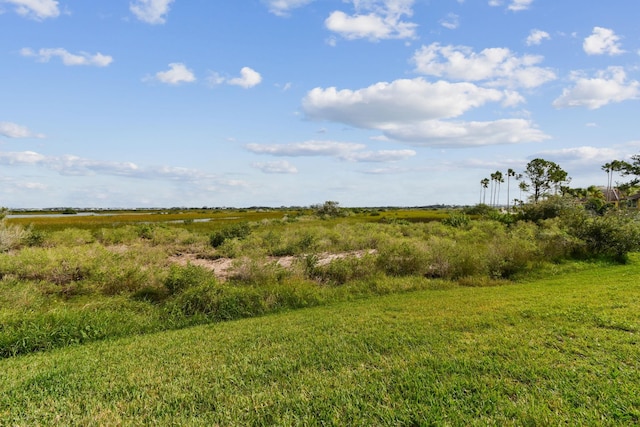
1, 208, 638, 359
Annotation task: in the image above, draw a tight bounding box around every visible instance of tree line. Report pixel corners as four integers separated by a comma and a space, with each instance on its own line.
481, 154, 640, 209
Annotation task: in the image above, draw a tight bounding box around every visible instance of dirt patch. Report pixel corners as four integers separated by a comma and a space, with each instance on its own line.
169, 249, 376, 281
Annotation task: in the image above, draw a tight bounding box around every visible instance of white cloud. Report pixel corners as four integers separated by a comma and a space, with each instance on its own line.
228, 67, 263, 88
303, 78, 506, 128
412, 43, 556, 89
583, 27, 624, 56
130, 0, 174, 24
246, 140, 416, 162
382, 119, 549, 147
440, 13, 459, 30
208, 68, 263, 89
488, 0, 533, 11
0, 122, 45, 139
302, 78, 548, 147
0, 150, 247, 191
148, 63, 196, 85
535, 146, 620, 165
252, 160, 298, 174
508, 0, 533, 11
263, 0, 314, 17
0, 150, 46, 164
325, 0, 417, 41
247, 140, 366, 157
1, 0, 59, 20
553, 67, 639, 109
526, 29, 550, 46
20, 48, 113, 67
343, 149, 416, 162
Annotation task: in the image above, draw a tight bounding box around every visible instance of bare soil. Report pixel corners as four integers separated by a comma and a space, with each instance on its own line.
170, 250, 376, 281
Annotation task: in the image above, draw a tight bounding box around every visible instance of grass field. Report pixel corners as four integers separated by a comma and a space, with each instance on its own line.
1, 255, 638, 425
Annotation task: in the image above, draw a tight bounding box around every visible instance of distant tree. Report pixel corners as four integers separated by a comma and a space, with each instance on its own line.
518, 180, 530, 204
313, 201, 345, 218
524, 158, 569, 203
494, 171, 504, 208
506, 168, 516, 210
602, 160, 631, 201
620, 155, 640, 187
481, 178, 490, 205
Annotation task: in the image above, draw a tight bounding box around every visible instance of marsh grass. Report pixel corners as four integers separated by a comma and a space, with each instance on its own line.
1, 208, 638, 361
0, 258, 638, 425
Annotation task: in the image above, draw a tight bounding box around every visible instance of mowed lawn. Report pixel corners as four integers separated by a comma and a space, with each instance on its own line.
1, 258, 639, 425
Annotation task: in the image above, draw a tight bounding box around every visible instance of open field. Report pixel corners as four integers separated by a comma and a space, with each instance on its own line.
1, 257, 639, 425
1, 205, 639, 424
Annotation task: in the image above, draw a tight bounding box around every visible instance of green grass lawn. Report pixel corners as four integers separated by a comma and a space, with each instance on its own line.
1, 257, 639, 425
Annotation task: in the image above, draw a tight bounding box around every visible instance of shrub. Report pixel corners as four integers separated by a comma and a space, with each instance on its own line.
228, 257, 289, 286
210, 223, 251, 248
171, 283, 265, 320
308, 254, 377, 285
463, 204, 496, 216
567, 210, 640, 262
0, 223, 28, 252
518, 195, 580, 222
164, 263, 215, 295
442, 212, 470, 228
376, 241, 430, 277
312, 201, 347, 219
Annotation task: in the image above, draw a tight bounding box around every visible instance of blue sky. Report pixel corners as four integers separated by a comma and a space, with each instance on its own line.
1, 0, 639, 208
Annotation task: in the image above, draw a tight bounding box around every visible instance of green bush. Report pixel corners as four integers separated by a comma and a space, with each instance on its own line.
376, 241, 430, 277
210, 223, 251, 248
567, 210, 640, 262
228, 257, 289, 286
442, 212, 470, 228
164, 263, 215, 295
170, 283, 266, 320
518, 195, 580, 222
308, 254, 377, 285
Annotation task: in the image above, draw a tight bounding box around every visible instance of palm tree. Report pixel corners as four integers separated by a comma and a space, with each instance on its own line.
480, 178, 490, 205
494, 171, 504, 208
602, 162, 613, 201
506, 168, 516, 210
489, 172, 497, 207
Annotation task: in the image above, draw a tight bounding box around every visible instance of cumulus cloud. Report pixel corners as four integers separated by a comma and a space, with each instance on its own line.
252, 160, 298, 174
553, 67, 639, 109
1, 0, 59, 20
382, 119, 549, 147
246, 140, 416, 162
302, 78, 549, 147
412, 43, 556, 89
263, 0, 314, 17
325, 0, 417, 41
20, 48, 113, 67
130, 0, 174, 24
147, 63, 196, 85
0, 122, 45, 139
208, 67, 263, 89
526, 29, 550, 46
583, 27, 625, 56
228, 67, 263, 88
303, 78, 507, 127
